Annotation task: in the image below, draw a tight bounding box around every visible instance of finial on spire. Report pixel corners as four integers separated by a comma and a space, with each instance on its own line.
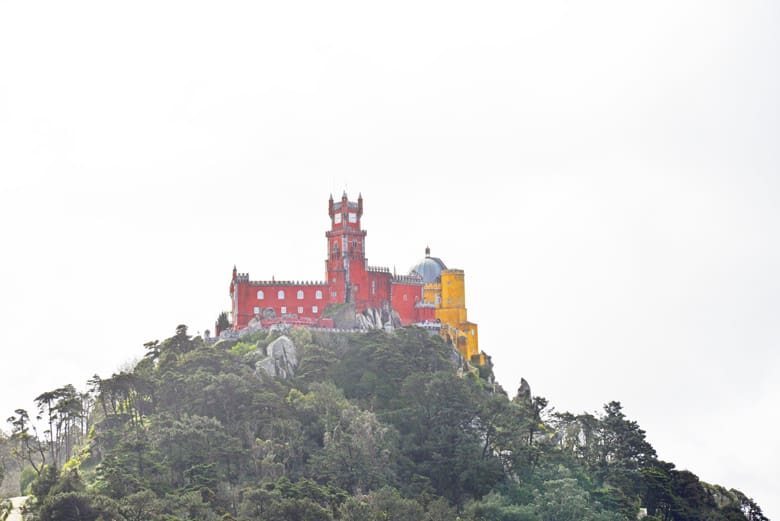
425, 246, 431, 257
329, 193, 333, 201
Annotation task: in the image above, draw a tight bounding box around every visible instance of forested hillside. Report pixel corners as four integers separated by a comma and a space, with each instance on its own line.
0, 325, 769, 520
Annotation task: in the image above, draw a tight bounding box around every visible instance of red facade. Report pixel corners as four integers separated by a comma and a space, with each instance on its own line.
229, 193, 431, 331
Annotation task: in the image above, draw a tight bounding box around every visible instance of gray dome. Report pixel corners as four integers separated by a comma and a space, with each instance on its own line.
409, 247, 447, 283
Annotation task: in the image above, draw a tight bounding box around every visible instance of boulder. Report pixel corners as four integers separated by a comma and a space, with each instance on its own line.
516, 378, 532, 404
255, 336, 299, 379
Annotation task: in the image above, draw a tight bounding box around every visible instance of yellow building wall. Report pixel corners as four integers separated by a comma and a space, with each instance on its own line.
426, 269, 484, 365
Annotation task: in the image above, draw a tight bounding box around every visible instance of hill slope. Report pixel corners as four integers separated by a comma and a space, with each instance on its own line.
1, 325, 769, 521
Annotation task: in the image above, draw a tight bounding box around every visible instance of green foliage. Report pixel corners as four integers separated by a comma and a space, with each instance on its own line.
11, 324, 768, 521
0, 499, 10, 521
229, 341, 257, 357
20, 466, 37, 495
216, 311, 231, 332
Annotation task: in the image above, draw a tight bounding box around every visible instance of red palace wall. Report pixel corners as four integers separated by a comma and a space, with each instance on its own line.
232, 277, 329, 329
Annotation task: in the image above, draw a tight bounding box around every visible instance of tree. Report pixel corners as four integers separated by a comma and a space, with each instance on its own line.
6, 409, 46, 475
216, 312, 231, 333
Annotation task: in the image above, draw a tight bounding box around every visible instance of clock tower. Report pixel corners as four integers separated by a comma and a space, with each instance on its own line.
326, 192, 367, 304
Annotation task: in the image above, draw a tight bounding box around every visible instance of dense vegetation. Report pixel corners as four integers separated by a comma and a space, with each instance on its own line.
0, 325, 768, 521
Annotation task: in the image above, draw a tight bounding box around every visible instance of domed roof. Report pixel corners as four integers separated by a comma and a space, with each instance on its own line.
409, 247, 447, 283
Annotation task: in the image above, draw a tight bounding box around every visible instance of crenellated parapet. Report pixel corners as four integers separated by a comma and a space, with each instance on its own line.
392, 273, 424, 285
242, 280, 328, 287
367, 266, 391, 273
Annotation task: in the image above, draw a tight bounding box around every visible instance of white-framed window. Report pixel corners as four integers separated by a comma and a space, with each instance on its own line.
281, 306, 287, 314
403, 294, 408, 302
253, 306, 260, 314
371, 280, 376, 295
277, 290, 285, 299
331, 291, 337, 297
312, 305, 318, 314
257, 290, 264, 300
297, 290, 304, 299
297, 306, 303, 314
315, 290, 322, 300
348, 212, 357, 223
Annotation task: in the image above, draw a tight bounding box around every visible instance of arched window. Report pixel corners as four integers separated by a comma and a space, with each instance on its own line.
277, 290, 285, 299
315, 290, 322, 300
297, 290, 304, 299
257, 290, 264, 300
312, 305, 319, 314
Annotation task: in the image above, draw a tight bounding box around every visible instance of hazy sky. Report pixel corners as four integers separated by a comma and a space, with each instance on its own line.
1, 1, 778, 516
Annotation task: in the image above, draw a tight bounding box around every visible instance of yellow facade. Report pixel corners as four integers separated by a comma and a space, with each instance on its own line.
423, 269, 484, 365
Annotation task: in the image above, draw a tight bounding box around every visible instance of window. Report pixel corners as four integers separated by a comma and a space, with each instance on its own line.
331, 291, 337, 297
277, 290, 285, 299
281, 306, 287, 314
403, 294, 408, 302
371, 280, 376, 295
297, 290, 304, 299
315, 290, 322, 300
253, 306, 260, 314
352, 240, 357, 248
348, 212, 357, 223
297, 306, 303, 314
312, 305, 318, 314
257, 290, 264, 300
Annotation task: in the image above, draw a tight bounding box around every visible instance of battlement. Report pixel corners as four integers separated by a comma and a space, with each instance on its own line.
392, 273, 424, 285
240, 279, 328, 287
367, 265, 391, 273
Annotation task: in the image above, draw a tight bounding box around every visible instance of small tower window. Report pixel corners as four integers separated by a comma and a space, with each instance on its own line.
257, 290, 264, 300
371, 280, 376, 295
315, 290, 323, 300
277, 290, 285, 299
297, 306, 303, 314
253, 306, 260, 315
281, 306, 287, 314
297, 290, 304, 299
312, 305, 319, 314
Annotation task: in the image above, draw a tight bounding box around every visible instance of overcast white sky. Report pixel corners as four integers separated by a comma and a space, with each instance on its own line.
1, 0, 778, 516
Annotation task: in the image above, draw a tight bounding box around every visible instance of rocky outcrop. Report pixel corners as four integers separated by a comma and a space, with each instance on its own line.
356, 300, 403, 330
255, 336, 299, 379
516, 378, 532, 404
324, 303, 357, 329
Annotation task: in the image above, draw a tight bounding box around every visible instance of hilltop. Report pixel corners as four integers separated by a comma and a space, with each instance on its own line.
0, 325, 768, 521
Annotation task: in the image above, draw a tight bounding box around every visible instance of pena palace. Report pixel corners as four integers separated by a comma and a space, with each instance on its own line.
226, 192, 484, 365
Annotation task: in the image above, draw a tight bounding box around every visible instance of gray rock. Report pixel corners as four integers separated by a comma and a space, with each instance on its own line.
255, 336, 299, 379
516, 378, 532, 404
